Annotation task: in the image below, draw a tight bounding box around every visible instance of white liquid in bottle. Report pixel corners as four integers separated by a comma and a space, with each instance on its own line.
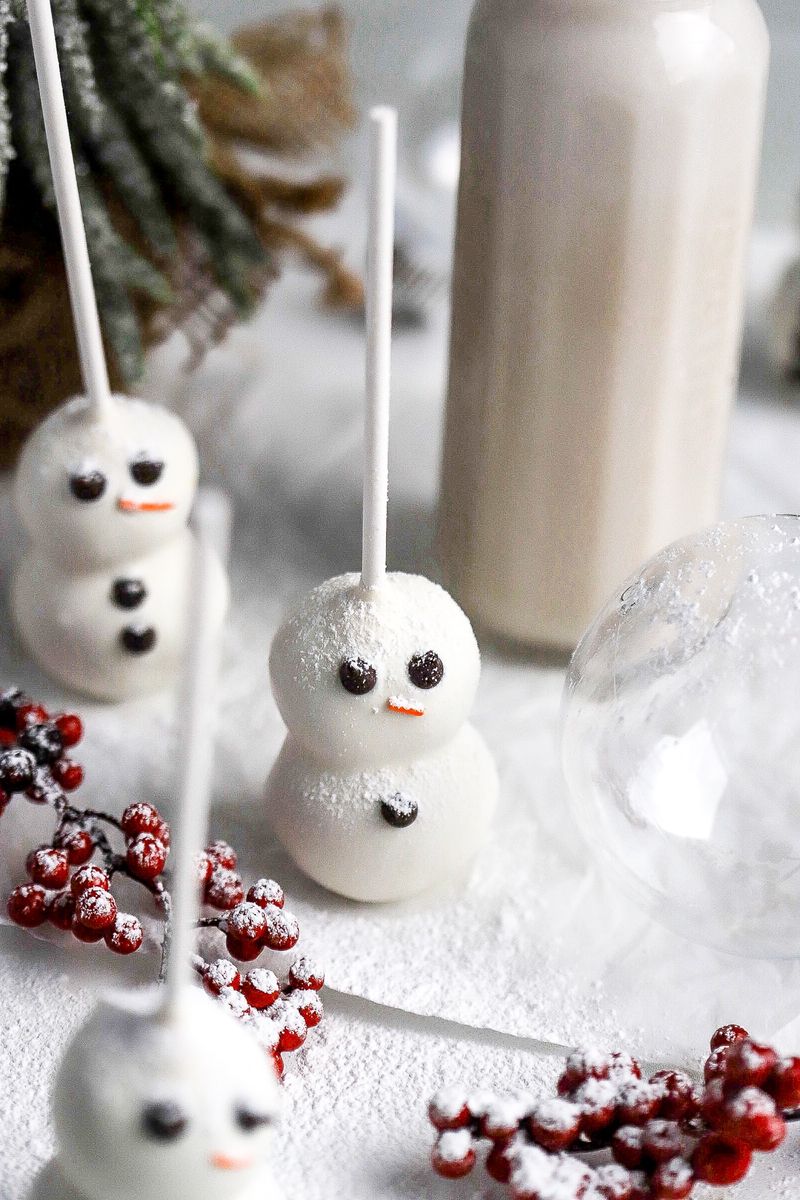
439, 0, 769, 650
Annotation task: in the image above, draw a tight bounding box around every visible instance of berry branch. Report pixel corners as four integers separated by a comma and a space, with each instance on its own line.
429, 1026, 800, 1199
0, 687, 323, 1076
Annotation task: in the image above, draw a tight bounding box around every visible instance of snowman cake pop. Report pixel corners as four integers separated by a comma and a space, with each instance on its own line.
265, 109, 498, 903
30, 495, 282, 1200
11, 0, 226, 702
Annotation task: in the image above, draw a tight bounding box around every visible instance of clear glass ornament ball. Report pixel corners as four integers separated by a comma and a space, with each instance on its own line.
561, 515, 800, 959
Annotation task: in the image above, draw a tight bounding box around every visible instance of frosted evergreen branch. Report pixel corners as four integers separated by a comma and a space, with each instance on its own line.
51, 0, 176, 257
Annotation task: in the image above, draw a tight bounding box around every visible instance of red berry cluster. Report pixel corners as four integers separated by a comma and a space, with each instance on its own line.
429, 1026, 798, 1199
0, 689, 324, 1076
195, 954, 324, 1077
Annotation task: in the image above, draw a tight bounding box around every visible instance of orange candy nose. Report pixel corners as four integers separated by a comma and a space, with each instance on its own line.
386, 700, 425, 717
117, 499, 175, 513
210, 1153, 254, 1171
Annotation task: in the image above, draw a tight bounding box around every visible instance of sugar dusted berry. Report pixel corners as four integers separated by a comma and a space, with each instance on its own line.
75, 885, 118, 931
70, 864, 109, 896
242, 968, 280, 1009
617, 1079, 661, 1126
287, 959, 323, 994
692, 1134, 752, 1185
574, 1076, 617, 1134
720, 1086, 786, 1151
126, 832, 168, 880
595, 1163, 635, 1200
725, 1038, 779, 1089
15, 702, 49, 730
27, 847, 69, 889
226, 933, 264, 962
641, 1119, 683, 1166
481, 1096, 523, 1141
247, 877, 285, 909
71, 918, 105, 943
429, 1088, 471, 1132
121, 802, 168, 842
612, 1125, 644, 1170
207, 839, 237, 869
650, 1158, 694, 1200
51, 757, 84, 791
18, 722, 63, 765
48, 890, 76, 930
226, 901, 268, 943
290, 988, 323, 1027
710, 1024, 748, 1051
59, 826, 94, 865
704, 1046, 730, 1083
0, 687, 26, 730
205, 866, 244, 909
431, 1130, 476, 1179
261, 905, 300, 951
202, 958, 241, 995
54, 713, 83, 747
105, 913, 143, 955
650, 1070, 699, 1121
767, 1056, 800, 1110
0, 748, 36, 793
7, 883, 47, 927
486, 1139, 514, 1184
527, 1097, 581, 1151
274, 1002, 307, 1051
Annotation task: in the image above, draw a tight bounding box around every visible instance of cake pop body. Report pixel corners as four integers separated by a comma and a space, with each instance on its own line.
266, 570, 498, 902
30, 987, 281, 1200
12, 394, 228, 701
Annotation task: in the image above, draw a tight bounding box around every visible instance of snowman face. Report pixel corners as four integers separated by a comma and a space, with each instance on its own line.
54, 989, 280, 1200
15, 394, 198, 569
270, 572, 482, 768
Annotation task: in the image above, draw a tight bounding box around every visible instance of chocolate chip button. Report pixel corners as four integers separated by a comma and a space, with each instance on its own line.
380, 793, 418, 828
120, 625, 157, 654
112, 578, 147, 610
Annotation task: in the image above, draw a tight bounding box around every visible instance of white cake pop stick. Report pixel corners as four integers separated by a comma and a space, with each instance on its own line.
361, 106, 397, 590
25, 0, 114, 421
163, 490, 232, 1019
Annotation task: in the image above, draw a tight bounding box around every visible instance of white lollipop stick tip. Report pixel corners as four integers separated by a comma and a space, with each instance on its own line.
361, 105, 397, 590
162, 489, 231, 1019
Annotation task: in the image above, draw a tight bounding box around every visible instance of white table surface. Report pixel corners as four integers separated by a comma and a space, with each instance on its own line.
3, 209, 800, 1197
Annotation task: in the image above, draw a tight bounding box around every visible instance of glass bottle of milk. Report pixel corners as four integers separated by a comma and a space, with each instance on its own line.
438, 0, 769, 650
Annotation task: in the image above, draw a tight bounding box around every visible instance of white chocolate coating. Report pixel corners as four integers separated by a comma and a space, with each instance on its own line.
266, 571, 498, 901
12, 394, 228, 700
32, 987, 280, 1200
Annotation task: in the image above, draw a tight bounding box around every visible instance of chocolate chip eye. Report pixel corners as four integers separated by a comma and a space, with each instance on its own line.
339, 657, 377, 695
141, 1101, 188, 1141
407, 651, 444, 690
129, 457, 164, 486
236, 1106, 274, 1132
69, 470, 106, 502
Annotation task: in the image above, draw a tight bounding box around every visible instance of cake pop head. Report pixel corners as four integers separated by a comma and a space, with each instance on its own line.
269, 571, 482, 769
15, 394, 198, 570
53, 987, 280, 1200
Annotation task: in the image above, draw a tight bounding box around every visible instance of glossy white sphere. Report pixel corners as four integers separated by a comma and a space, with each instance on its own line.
562, 515, 800, 959
52, 987, 280, 1200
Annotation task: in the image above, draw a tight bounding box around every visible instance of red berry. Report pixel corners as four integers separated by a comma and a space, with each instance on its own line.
261, 905, 300, 951
7, 883, 47, 927
595, 1164, 635, 1200
702, 1079, 728, 1129
288, 957, 324, 991
720, 1087, 786, 1151
574, 1078, 617, 1134
105, 913, 143, 954
486, 1140, 514, 1184
59, 827, 94, 865
481, 1098, 523, 1142
725, 1039, 779, 1089
429, 1089, 471, 1132
207, 840, 237, 869
558, 1048, 615, 1095
767, 1056, 800, 1110
54, 713, 83, 747
225, 932, 264, 962
704, 1046, 729, 1083
291, 989, 323, 1027
202, 958, 241, 995
642, 1120, 683, 1166
126, 833, 168, 880
271, 1050, 284, 1079
692, 1134, 752, 1186
617, 1080, 661, 1126
75, 886, 117, 931
71, 918, 104, 943
0, 749, 36, 793
650, 1071, 699, 1121
70, 864, 109, 896
247, 878, 284, 909
27, 847, 69, 889
431, 1132, 475, 1179
612, 1125, 644, 1169
710, 1024, 749, 1051
242, 968, 280, 1009
650, 1158, 694, 1200
51, 758, 84, 791
48, 890, 76, 930
275, 1004, 307, 1051
226, 901, 268, 943
121, 802, 168, 841
0, 730, 16, 746
16, 703, 48, 730
205, 867, 244, 910
527, 1098, 581, 1151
